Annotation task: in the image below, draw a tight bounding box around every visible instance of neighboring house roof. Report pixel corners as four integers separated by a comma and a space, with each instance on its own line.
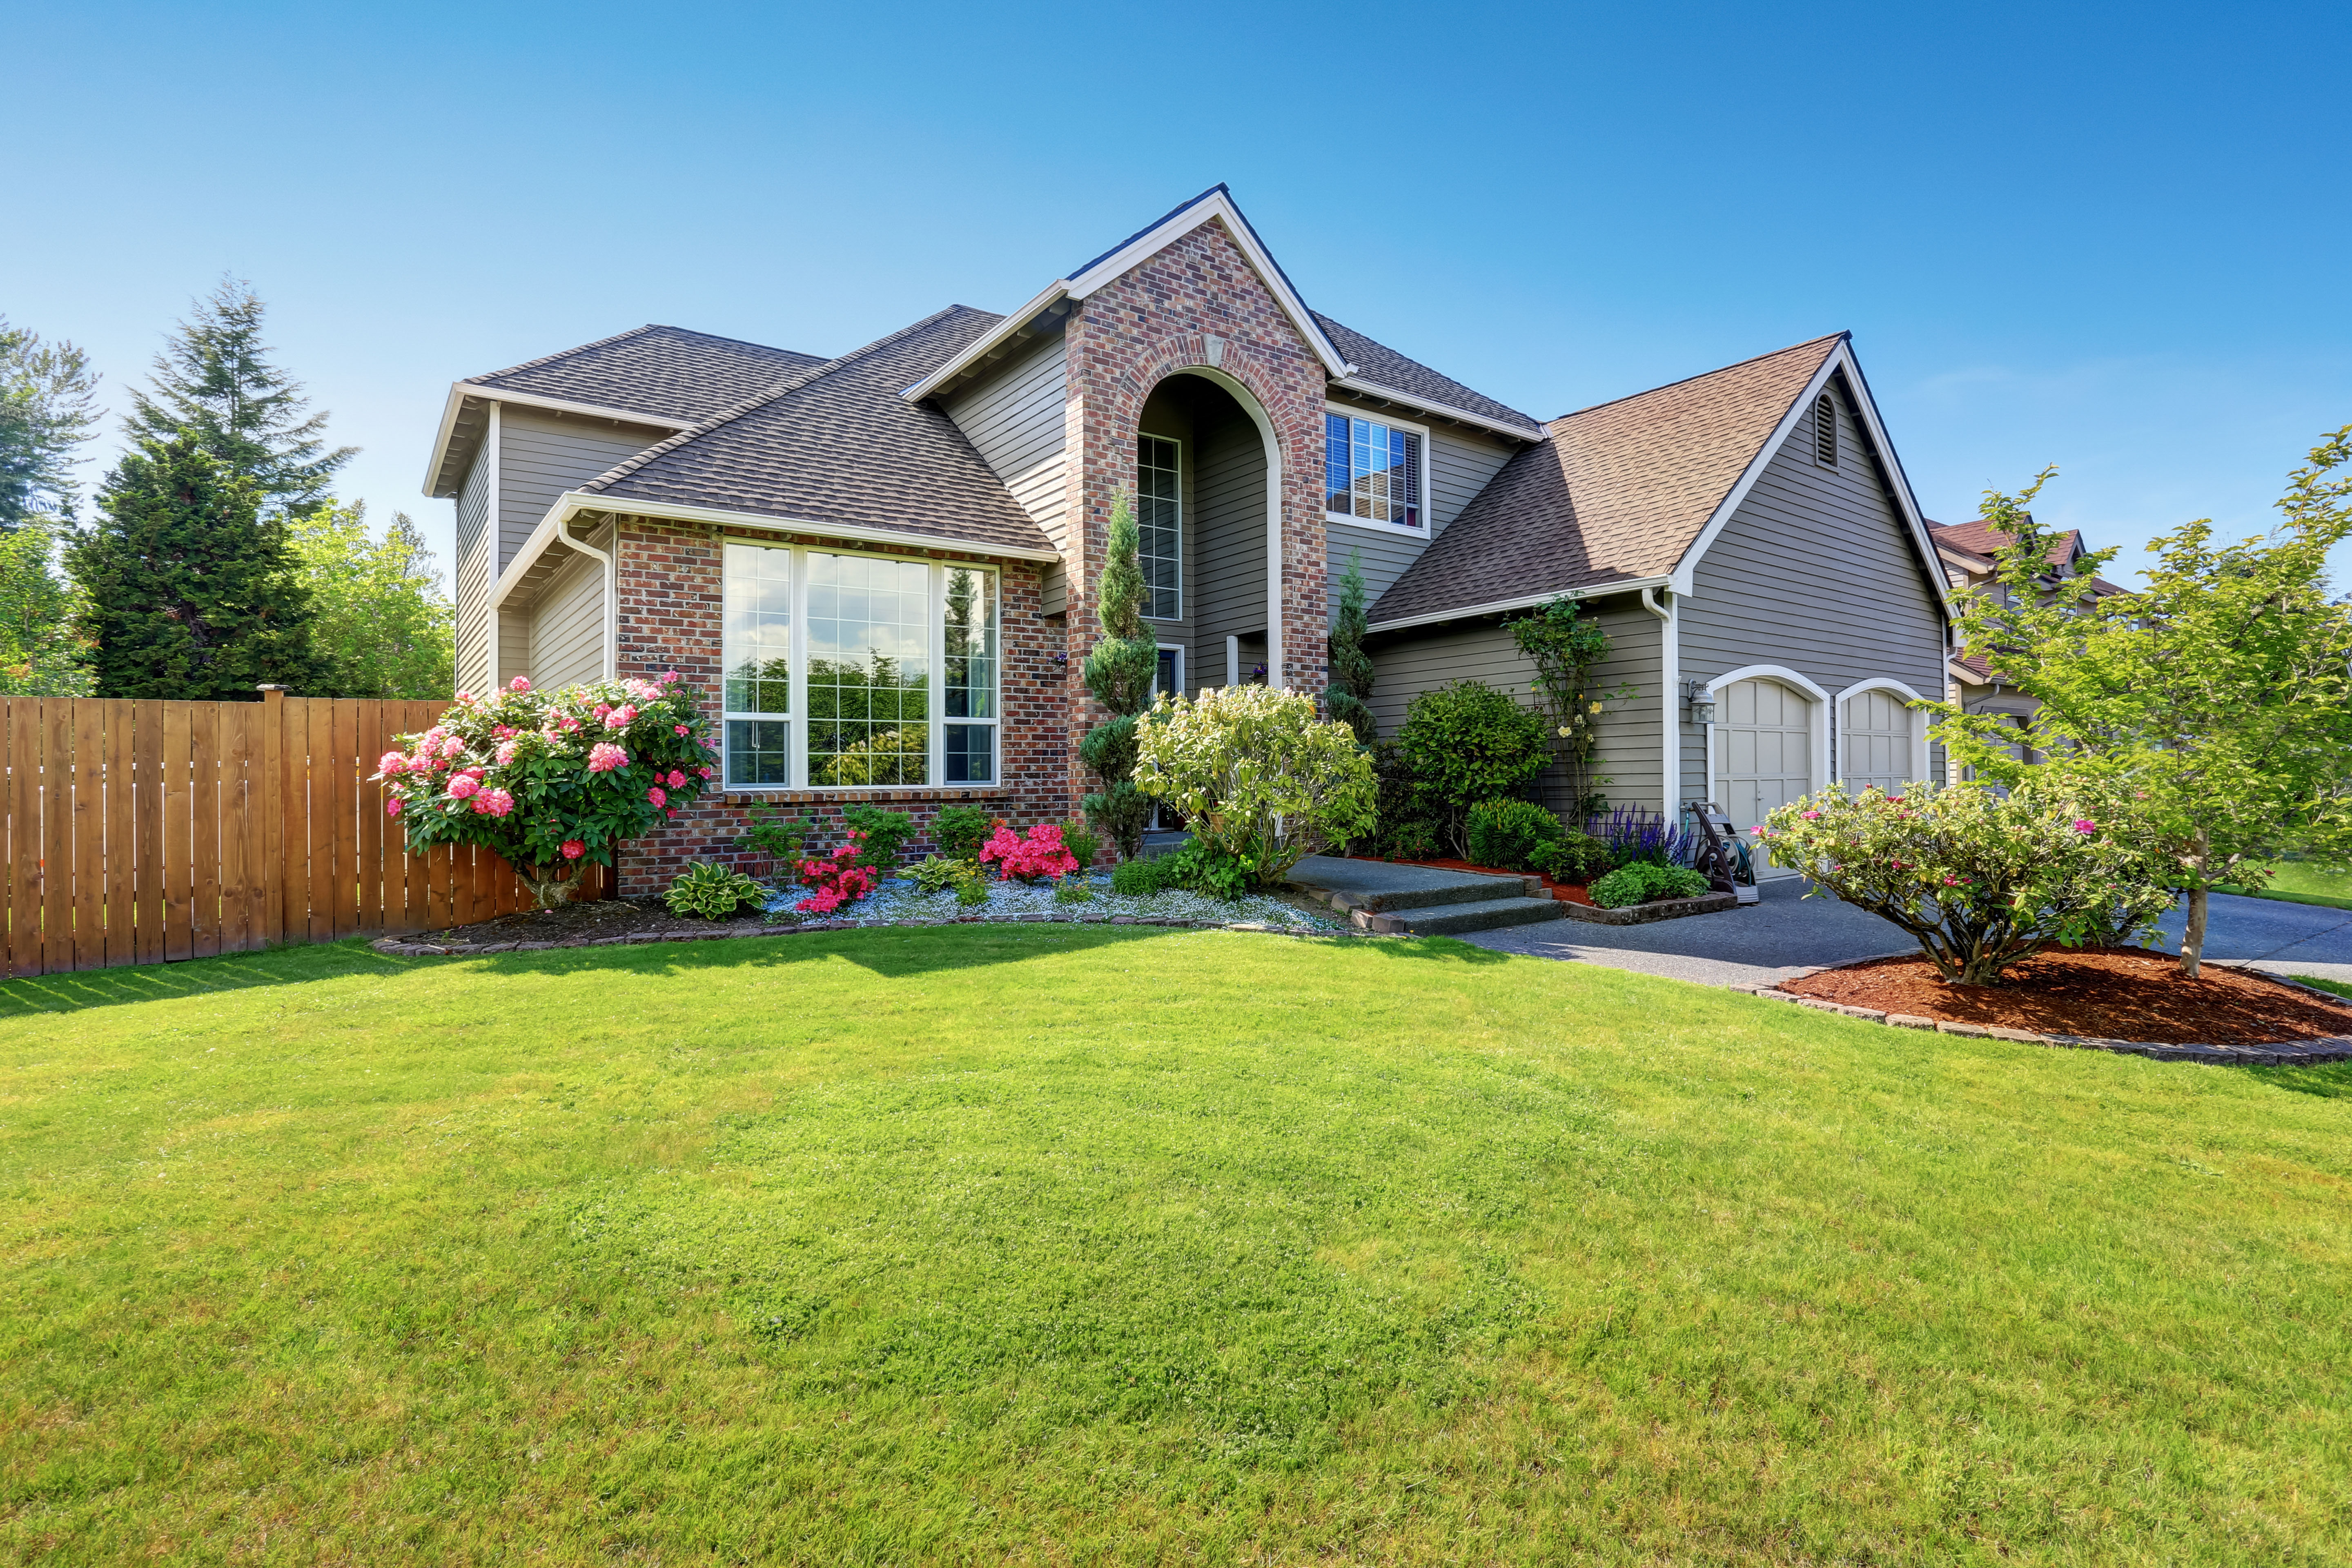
1930, 518, 2127, 595
1368, 334, 1848, 627
572, 305, 1056, 559
1314, 314, 1540, 432
466, 324, 828, 426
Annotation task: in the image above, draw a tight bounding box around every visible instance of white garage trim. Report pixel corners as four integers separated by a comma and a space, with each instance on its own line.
1833, 677, 1931, 790
1703, 664, 1831, 804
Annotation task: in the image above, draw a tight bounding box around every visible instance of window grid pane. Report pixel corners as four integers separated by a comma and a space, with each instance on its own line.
722, 542, 792, 717
806, 552, 931, 787
1325, 415, 1423, 528
944, 568, 998, 720
1137, 434, 1181, 619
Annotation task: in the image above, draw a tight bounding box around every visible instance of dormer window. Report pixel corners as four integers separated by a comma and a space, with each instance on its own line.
1813, 393, 1838, 467
1325, 410, 1424, 530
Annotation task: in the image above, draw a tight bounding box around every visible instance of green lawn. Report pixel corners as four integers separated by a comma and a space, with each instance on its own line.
2218, 860, 2352, 910
4, 928, 2350, 1565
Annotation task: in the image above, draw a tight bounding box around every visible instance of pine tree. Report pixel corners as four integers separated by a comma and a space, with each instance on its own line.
287, 502, 456, 697
1078, 490, 1160, 860
69, 432, 329, 698
0, 318, 102, 531
122, 278, 354, 514
1323, 549, 1376, 743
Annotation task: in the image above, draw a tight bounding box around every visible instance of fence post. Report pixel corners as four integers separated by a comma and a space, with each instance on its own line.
258, 686, 286, 946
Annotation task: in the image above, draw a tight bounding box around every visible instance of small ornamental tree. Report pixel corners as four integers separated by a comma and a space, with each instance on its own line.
1758, 782, 2174, 986
1323, 549, 1377, 744
1079, 488, 1159, 860
374, 672, 719, 908
1396, 679, 1551, 856
1132, 684, 1376, 890
1507, 595, 1628, 821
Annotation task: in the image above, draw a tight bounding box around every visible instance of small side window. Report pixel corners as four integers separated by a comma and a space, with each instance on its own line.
1813, 393, 1838, 467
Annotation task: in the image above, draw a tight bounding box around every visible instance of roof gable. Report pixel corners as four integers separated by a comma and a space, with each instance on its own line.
1315, 314, 1542, 436
467, 325, 826, 425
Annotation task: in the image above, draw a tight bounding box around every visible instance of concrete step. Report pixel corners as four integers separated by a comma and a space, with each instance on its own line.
1387, 895, 1568, 936
1287, 855, 1531, 913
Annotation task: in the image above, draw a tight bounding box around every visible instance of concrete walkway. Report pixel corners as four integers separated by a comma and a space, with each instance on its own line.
1455, 878, 2352, 989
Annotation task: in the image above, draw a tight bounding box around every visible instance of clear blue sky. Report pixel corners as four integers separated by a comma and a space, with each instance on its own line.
9, 0, 2348, 589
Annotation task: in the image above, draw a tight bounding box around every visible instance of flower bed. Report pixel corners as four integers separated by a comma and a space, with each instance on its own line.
1780, 948, 2352, 1047
771, 874, 1342, 932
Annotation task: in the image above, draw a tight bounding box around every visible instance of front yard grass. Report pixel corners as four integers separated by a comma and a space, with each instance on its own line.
4, 927, 2349, 1564
2218, 859, 2352, 910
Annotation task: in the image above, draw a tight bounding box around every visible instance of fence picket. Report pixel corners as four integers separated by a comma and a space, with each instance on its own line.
105, 701, 134, 967
191, 703, 222, 960
162, 703, 194, 963
218, 704, 252, 955
43, 701, 74, 975
6, 700, 36, 978
135, 701, 163, 966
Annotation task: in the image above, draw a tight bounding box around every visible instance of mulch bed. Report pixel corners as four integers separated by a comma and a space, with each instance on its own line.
1350, 854, 1596, 906
1784, 948, 2352, 1045
414, 898, 768, 949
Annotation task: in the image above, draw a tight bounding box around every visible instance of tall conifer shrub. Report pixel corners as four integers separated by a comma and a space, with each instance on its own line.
1324, 549, 1376, 743
1079, 489, 1158, 861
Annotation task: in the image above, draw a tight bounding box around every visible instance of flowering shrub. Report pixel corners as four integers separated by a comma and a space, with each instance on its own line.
1759, 782, 2174, 985
979, 822, 1081, 883
374, 673, 717, 908
1133, 685, 1376, 890
796, 830, 879, 915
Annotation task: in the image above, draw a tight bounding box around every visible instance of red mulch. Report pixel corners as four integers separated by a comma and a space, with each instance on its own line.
1350, 854, 1595, 906
1784, 948, 2352, 1045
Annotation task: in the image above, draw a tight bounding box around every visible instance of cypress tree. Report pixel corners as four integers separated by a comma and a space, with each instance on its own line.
121, 278, 354, 515
1078, 490, 1160, 860
0, 318, 102, 532
69, 432, 329, 698
1323, 548, 1376, 743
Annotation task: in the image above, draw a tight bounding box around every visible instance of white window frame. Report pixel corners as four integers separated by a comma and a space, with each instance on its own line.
1833, 677, 1931, 791
1136, 431, 1184, 622
1322, 402, 1432, 539
718, 539, 1000, 793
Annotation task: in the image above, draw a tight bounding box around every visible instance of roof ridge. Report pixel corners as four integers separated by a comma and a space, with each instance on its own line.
1549, 332, 1848, 426
578, 305, 998, 497
638, 323, 822, 359
1067, 184, 1229, 280
464, 323, 664, 388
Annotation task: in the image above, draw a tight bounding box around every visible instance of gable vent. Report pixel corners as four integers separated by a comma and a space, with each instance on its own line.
1813, 393, 1838, 467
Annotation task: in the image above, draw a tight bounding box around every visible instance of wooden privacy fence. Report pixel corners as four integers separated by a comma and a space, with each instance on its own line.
3, 688, 609, 979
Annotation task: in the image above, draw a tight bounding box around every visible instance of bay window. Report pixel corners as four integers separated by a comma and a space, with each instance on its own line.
722, 541, 998, 790
1325, 410, 1423, 530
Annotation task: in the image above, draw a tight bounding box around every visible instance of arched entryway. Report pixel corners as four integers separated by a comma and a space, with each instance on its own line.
1131, 370, 1280, 697
1837, 678, 1929, 794
1708, 666, 1829, 878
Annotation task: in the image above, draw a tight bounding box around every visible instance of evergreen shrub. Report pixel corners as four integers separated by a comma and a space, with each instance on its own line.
1589, 861, 1711, 909
1396, 682, 1549, 855
931, 804, 992, 863
1465, 799, 1566, 871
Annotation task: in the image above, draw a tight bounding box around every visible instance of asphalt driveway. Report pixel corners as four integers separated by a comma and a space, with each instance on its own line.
1459, 878, 2352, 990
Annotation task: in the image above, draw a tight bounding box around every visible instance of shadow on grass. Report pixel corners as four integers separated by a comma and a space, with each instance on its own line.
2249, 1061, 2352, 1100
0, 923, 1512, 1020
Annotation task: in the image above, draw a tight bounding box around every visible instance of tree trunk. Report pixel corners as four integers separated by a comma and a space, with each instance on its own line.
517, 862, 582, 911
2180, 827, 2210, 979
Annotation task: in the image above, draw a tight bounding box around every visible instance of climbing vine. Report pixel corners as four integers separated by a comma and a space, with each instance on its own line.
1506, 595, 1631, 822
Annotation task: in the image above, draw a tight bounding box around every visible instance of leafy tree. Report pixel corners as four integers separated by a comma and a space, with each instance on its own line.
0, 522, 94, 695
286, 502, 456, 698
1929, 433, 2352, 977
1323, 549, 1376, 743
69, 432, 329, 699
1078, 489, 1158, 860
0, 318, 102, 532
122, 278, 354, 514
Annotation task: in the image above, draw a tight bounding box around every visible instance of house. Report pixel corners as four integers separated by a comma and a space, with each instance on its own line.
1929, 517, 2125, 768
423, 186, 1952, 891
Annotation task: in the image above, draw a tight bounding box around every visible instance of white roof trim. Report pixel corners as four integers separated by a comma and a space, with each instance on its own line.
421, 383, 693, 497
492, 491, 1061, 608
1364, 575, 1670, 636
1664, 341, 1947, 615
1328, 376, 1546, 443
902, 189, 1354, 404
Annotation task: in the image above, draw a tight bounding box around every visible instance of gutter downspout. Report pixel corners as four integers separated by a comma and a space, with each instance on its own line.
560, 510, 617, 682
1640, 586, 1678, 818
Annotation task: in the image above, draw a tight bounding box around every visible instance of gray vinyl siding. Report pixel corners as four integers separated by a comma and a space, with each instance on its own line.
496, 407, 669, 576
1677, 383, 1949, 802
941, 334, 1069, 610
497, 608, 532, 687
1323, 402, 1518, 618
1366, 594, 1663, 824
526, 517, 613, 690
1191, 410, 1268, 679
453, 450, 494, 698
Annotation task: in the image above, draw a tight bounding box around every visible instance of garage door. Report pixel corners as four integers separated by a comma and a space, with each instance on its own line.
1842, 688, 1915, 795
1715, 678, 1813, 878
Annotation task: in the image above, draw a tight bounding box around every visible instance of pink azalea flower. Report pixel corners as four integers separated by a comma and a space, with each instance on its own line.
666, 770, 686, 788
448, 775, 480, 800
674, 724, 690, 736
1800, 809, 1821, 820
647, 786, 666, 806
495, 742, 519, 765
477, 788, 515, 817
560, 838, 586, 860
696, 765, 714, 780
587, 743, 627, 773
455, 690, 474, 705
385, 797, 403, 817
2073, 819, 2096, 833
561, 716, 581, 733
605, 704, 637, 729
378, 750, 407, 776
509, 676, 531, 692
663, 670, 680, 684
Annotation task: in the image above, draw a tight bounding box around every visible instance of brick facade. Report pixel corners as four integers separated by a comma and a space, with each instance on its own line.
1058, 217, 1332, 806
606, 514, 1074, 896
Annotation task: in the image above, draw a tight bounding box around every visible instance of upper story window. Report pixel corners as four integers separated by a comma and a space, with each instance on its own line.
1325, 411, 1423, 530
721, 541, 998, 791
1137, 434, 1182, 620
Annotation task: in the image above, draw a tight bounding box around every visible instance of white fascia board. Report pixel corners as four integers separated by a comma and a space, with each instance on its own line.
492, 490, 1062, 608
1328, 377, 1546, 444
421, 383, 695, 498
900, 281, 1072, 403
1364, 575, 1670, 635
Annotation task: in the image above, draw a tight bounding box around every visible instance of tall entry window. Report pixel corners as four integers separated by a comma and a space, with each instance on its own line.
1325, 412, 1423, 529
1137, 434, 1182, 619
721, 541, 999, 790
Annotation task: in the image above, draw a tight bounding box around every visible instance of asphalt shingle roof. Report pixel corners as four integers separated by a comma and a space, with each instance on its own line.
578, 307, 1055, 558
1314, 314, 1539, 431
466, 325, 827, 425
1369, 334, 1844, 625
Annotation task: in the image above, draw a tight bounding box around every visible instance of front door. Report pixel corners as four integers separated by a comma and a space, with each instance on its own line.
1715, 678, 1813, 878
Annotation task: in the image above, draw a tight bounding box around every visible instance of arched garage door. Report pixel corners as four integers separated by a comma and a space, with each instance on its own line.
1715, 678, 1814, 878
1842, 687, 1917, 795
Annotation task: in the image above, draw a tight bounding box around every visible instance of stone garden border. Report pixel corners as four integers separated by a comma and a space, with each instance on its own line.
1557, 891, 1740, 925
1740, 954, 2352, 1067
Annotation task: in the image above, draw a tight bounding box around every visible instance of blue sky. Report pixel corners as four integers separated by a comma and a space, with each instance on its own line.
8, 0, 2348, 588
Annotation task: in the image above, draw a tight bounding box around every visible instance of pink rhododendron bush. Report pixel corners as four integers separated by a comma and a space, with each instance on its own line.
1132, 684, 1376, 890
795, 829, 880, 915
374, 673, 719, 908
1760, 780, 2173, 986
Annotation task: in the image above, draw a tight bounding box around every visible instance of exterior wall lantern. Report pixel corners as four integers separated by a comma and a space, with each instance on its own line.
1682, 679, 1717, 725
